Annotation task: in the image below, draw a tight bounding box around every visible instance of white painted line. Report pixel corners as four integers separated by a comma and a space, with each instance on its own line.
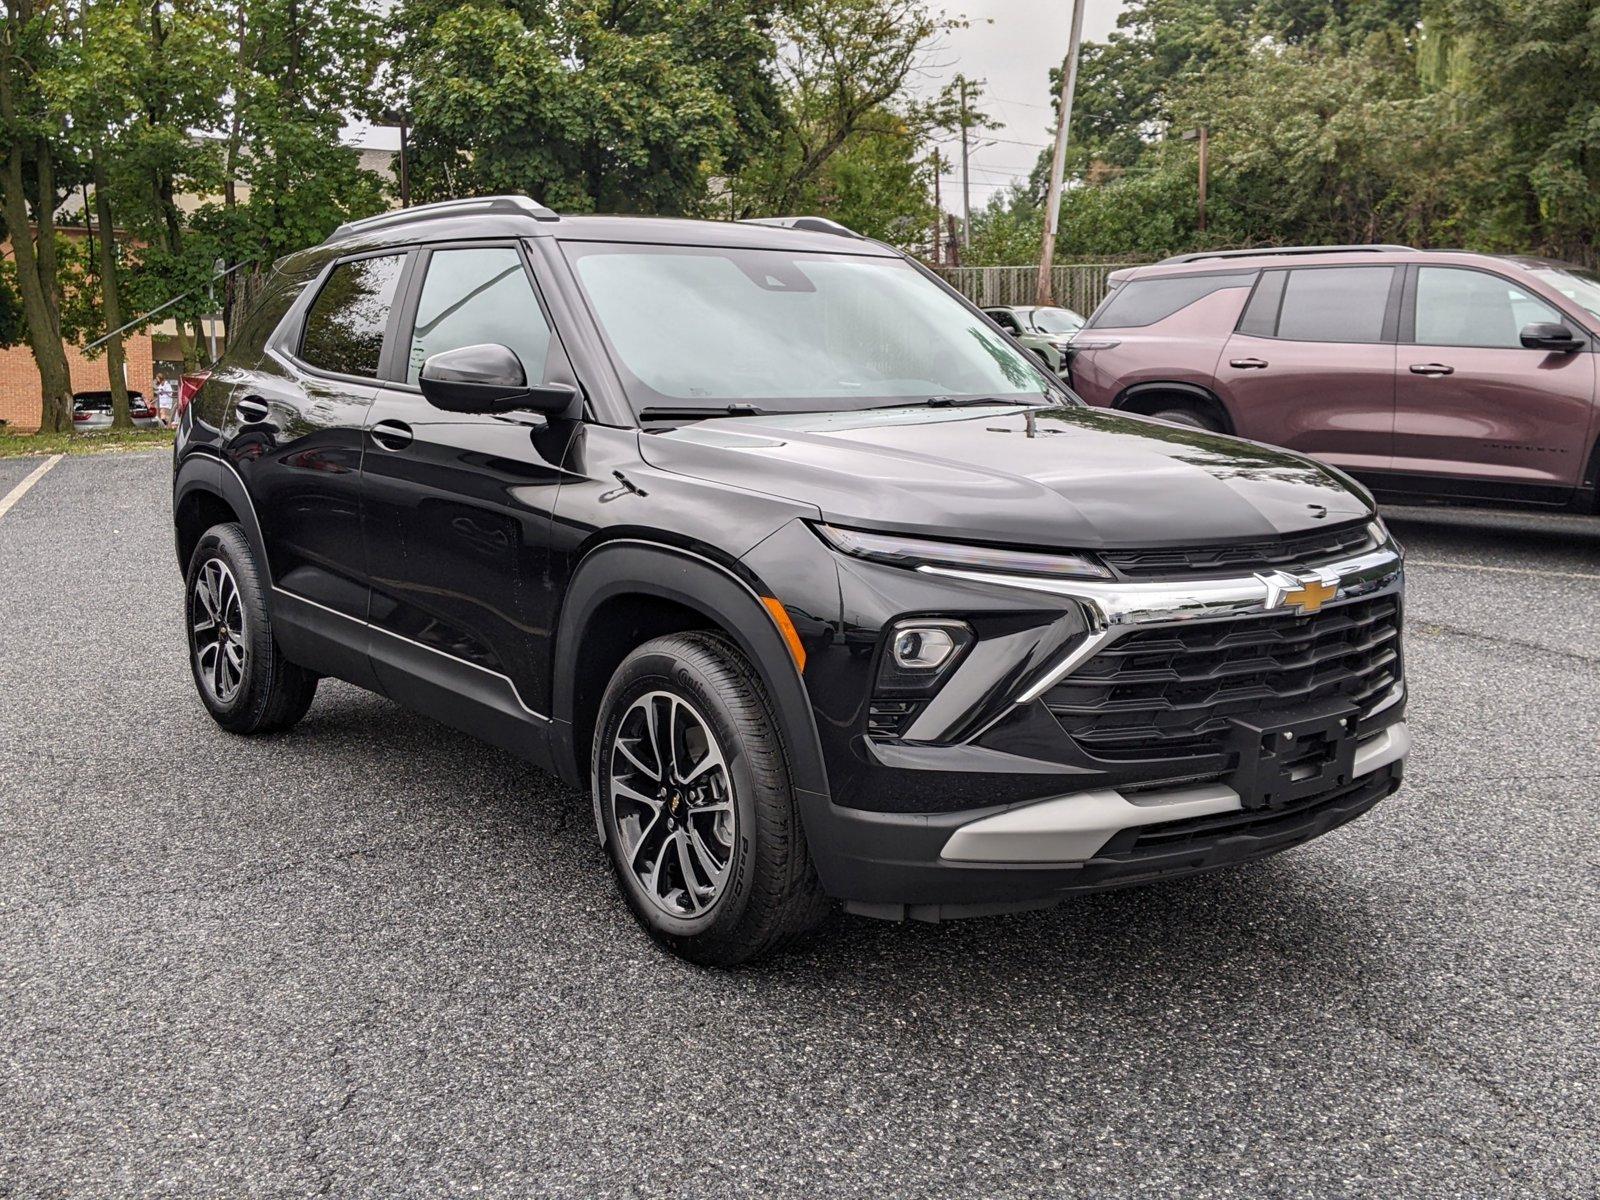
0, 454, 63, 522
1409, 558, 1600, 582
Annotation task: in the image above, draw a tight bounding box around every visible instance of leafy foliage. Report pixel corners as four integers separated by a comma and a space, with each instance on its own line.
971, 0, 1598, 266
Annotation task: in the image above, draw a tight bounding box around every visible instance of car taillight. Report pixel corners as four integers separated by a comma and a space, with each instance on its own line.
177, 372, 209, 417
73, 410, 90, 422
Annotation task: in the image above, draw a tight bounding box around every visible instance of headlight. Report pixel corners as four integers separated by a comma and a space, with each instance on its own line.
813, 523, 1113, 580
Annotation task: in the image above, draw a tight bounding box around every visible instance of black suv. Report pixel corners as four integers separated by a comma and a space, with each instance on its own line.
173, 197, 1409, 964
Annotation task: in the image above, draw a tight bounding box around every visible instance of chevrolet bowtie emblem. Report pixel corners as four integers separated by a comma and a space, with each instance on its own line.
1257, 570, 1340, 615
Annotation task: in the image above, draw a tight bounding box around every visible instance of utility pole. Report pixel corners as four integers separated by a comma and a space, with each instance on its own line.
958, 76, 972, 250
1035, 0, 1086, 306
398, 112, 412, 208
931, 149, 943, 266
1182, 125, 1209, 233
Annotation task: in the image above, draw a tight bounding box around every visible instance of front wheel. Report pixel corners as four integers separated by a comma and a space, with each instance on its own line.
592, 632, 828, 966
185, 523, 317, 734
1149, 405, 1224, 432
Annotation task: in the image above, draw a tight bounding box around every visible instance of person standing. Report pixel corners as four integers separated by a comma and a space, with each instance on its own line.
155, 377, 176, 426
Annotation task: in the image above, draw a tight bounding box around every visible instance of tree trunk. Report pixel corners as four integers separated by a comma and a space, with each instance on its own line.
0, 81, 74, 432
91, 153, 133, 429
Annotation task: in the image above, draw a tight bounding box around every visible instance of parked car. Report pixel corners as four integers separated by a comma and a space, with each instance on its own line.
983, 304, 1085, 372
1067, 246, 1600, 512
72, 390, 159, 429
172, 199, 1407, 964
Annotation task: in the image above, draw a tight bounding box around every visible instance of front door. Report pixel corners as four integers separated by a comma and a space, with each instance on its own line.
1213, 265, 1401, 476
1392, 264, 1597, 501
360, 243, 577, 761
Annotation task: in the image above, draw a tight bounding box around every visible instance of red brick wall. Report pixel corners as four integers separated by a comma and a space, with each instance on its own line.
0, 333, 157, 433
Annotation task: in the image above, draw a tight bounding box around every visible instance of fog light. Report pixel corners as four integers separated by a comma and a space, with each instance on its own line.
893, 626, 957, 670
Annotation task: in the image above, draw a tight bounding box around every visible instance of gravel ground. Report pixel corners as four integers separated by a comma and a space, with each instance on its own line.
1, 451, 1596, 1199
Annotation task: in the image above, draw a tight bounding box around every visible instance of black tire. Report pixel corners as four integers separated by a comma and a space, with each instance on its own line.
1149, 405, 1224, 432
185, 523, 317, 735
592, 631, 829, 966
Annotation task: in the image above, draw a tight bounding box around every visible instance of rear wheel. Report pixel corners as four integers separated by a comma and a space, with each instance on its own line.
592, 632, 828, 966
1149, 405, 1224, 432
185, 523, 317, 734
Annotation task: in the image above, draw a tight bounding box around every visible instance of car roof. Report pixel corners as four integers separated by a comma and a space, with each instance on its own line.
301, 198, 902, 265
1111, 247, 1583, 285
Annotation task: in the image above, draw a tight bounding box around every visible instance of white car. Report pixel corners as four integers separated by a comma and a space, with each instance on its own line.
72, 390, 161, 429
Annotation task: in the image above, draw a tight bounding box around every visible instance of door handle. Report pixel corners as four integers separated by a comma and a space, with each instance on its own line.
1409, 363, 1455, 376
235, 396, 269, 424
1229, 357, 1269, 369
369, 419, 414, 451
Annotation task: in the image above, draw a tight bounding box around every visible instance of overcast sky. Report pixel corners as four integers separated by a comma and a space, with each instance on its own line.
345, 0, 1126, 210
922, 0, 1124, 216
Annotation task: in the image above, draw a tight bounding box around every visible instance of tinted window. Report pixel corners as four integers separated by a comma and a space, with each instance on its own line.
1275, 267, 1394, 343
1236, 270, 1287, 336
986, 309, 1021, 333
299, 253, 405, 377
1030, 307, 1084, 334
407, 247, 553, 385
1088, 273, 1252, 329
1415, 266, 1561, 348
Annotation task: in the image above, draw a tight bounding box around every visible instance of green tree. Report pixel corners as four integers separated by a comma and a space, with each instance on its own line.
393, 0, 779, 214
0, 0, 77, 433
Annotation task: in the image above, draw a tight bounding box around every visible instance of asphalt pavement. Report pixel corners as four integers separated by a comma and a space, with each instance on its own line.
1, 450, 1596, 1198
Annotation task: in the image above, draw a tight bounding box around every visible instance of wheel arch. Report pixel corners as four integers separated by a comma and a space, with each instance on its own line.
550, 539, 830, 803
174, 452, 276, 610
1114, 381, 1235, 433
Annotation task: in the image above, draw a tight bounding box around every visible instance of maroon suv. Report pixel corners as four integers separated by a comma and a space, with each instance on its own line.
1067, 246, 1600, 511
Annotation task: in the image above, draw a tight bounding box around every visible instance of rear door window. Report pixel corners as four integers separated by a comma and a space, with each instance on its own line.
298, 253, 406, 378
1274, 267, 1395, 343
1088, 273, 1253, 328
1414, 266, 1562, 348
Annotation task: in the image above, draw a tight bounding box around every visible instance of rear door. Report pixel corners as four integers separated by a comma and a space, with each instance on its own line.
360, 241, 578, 758
222, 249, 409, 689
1213, 265, 1401, 475
1392, 264, 1596, 501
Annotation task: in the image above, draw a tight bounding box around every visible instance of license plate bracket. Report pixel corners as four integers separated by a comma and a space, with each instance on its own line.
1229, 702, 1359, 811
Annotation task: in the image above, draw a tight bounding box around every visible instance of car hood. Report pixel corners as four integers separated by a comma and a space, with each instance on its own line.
638, 404, 1373, 551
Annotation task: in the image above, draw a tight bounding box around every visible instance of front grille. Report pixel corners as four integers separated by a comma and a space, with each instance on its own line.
1045, 594, 1400, 768
1098, 521, 1372, 579
1096, 764, 1399, 863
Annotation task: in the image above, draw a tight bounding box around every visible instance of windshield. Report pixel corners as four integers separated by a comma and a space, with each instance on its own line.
563, 242, 1055, 415
1029, 307, 1084, 334
1529, 266, 1600, 322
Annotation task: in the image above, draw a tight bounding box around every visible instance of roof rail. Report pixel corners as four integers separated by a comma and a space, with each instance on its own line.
1157, 244, 1414, 265
326, 194, 559, 243
738, 215, 864, 239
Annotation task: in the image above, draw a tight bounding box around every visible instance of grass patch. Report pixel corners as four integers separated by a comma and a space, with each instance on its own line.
0, 427, 175, 459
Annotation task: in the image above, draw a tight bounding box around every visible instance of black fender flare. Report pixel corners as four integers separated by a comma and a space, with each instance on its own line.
172, 451, 274, 609
549, 539, 831, 802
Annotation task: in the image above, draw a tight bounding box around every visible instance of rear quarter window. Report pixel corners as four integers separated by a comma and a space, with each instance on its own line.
1087, 272, 1255, 329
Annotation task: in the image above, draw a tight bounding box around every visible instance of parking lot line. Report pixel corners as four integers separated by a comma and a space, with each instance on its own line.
0, 454, 63, 522
1408, 558, 1600, 582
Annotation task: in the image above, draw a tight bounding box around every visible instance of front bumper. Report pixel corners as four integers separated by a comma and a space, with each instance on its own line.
794, 533, 1409, 917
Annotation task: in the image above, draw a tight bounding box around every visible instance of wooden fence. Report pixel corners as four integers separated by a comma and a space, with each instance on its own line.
929, 262, 1142, 315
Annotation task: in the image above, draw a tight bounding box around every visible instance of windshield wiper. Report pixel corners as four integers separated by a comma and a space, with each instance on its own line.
639, 404, 767, 422
875, 395, 1048, 410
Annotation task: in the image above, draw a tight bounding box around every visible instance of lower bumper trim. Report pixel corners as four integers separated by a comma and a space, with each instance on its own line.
940, 720, 1409, 865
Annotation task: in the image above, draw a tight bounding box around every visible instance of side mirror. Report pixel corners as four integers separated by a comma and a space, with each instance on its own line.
418, 343, 577, 414
1519, 322, 1583, 353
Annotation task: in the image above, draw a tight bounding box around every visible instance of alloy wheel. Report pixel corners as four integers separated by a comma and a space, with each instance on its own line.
192, 558, 247, 705
608, 690, 736, 919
